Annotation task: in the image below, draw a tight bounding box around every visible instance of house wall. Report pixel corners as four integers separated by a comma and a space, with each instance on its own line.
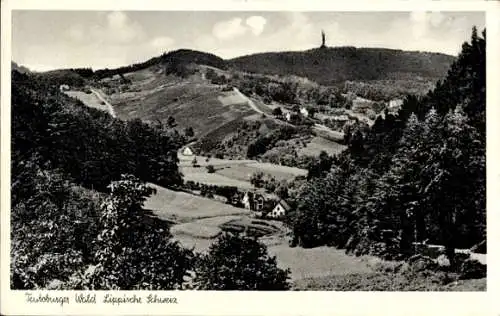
269, 204, 286, 218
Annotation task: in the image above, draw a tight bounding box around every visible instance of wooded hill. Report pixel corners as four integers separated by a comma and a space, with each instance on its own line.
27, 46, 454, 90
289, 28, 486, 265
229, 47, 455, 85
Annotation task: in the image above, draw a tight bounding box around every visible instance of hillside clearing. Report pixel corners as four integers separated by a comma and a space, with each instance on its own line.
65, 90, 110, 114
244, 162, 308, 177
179, 152, 307, 189
300, 136, 347, 156
181, 168, 255, 189
144, 183, 251, 222
103, 69, 258, 137
268, 244, 372, 281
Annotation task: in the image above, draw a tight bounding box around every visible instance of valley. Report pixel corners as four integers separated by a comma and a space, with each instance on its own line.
11, 23, 486, 292
56, 47, 461, 283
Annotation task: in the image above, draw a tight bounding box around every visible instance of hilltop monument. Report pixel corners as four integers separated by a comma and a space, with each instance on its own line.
320, 30, 326, 48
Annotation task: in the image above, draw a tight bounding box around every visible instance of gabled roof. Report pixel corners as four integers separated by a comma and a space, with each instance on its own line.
277, 199, 292, 211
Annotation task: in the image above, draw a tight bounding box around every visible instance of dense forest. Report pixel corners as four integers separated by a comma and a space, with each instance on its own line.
289, 28, 486, 265
12, 71, 183, 192
230, 46, 454, 85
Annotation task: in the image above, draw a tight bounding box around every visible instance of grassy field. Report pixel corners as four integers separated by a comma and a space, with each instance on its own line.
65, 91, 109, 113
244, 162, 307, 177
299, 136, 347, 156
312, 124, 345, 142
293, 271, 486, 291
181, 167, 255, 189
144, 184, 375, 283
144, 183, 250, 222
179, 152, 307, 189
268, 244, 372, 281
145, 183, 484, 290
216, 163, 306, 182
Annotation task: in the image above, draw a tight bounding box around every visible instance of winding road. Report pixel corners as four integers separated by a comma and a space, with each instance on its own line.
232, 87, 267, 116
90, 88, 116, 118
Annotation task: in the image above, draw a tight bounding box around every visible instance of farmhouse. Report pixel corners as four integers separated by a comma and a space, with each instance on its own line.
59, 84, 70, 92
389, 99, 404, 110
267, 199, 292, 219
285, 112, 292, 121
182, 146, 194, 156
242, 191, 265, 211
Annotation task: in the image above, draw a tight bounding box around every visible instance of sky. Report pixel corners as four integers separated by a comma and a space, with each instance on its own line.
12, 11, 485, 71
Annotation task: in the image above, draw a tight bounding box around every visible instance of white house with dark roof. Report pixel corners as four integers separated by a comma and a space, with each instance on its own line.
267, 199, 292, 219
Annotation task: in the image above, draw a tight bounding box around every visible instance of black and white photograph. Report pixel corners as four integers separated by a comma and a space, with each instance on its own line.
1, 2, 495, 313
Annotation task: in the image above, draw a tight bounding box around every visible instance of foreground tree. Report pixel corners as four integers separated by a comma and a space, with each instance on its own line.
11, 160, 99, 289
195, 233, 291, 290
70, 175, 194, 290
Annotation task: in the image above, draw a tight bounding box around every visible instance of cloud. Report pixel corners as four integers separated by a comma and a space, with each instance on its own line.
385, 12, 476, 56
66, 11, 145, 45
150, 36, 175, 49
212, 17, 247, 40
67, 24, 85, 42
409, 11, 455, 39
211, 15, 268, 40
245, 16, 267, 36
196, 12, 320, 59
410, 11, 429, 38
148, 36, 176, 55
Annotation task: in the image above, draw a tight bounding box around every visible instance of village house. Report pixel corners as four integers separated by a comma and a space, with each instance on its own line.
59, 84, 70, 92
242, 191, 265, 211
267, 199, 292, 219
182, 146, 194, 156
300, 107, 309, 117
331, 114, 349, 121
388, 99, 404, 110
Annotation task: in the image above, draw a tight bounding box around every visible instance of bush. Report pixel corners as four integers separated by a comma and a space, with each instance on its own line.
458, 259, 486, 280
206, 165, 215, 173
194, 233, 291, 290
272, 107, 283, 116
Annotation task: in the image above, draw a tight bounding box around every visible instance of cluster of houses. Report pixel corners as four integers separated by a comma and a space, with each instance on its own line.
284, 107, 310, 122
180, 148, 292, 220
240, 191, 291, 220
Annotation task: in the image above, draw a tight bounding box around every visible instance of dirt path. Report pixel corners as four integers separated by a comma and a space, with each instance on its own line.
233, 87, 268, 116
90, 88, 116, 118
